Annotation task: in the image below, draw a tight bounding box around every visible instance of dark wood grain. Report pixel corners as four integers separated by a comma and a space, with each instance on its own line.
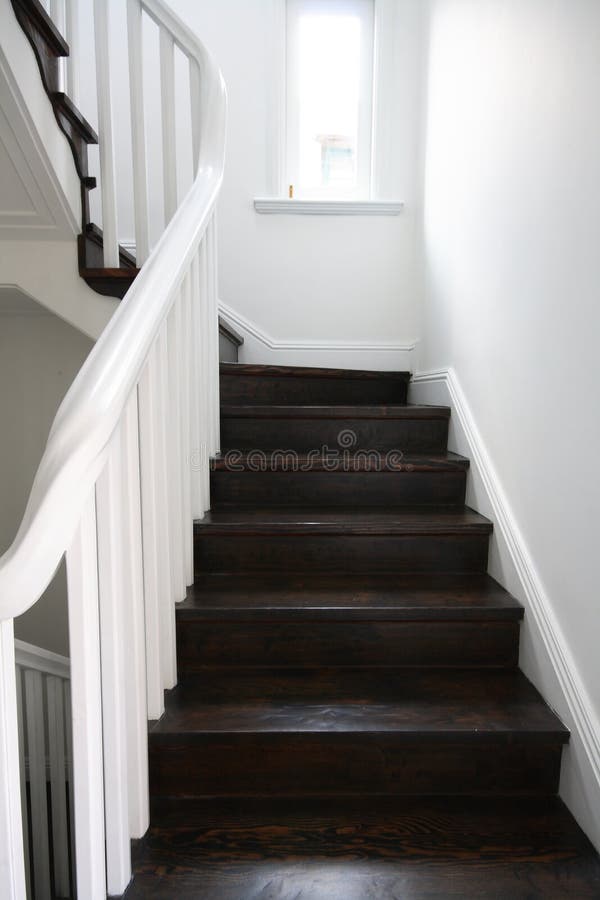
220, 405, 450, 452
194, 508, 492, 573
177, 620, 520, 671
148, 669, 567, 798
180, 572, 524, 620
211, 466, 467, 507
150, 668, 568, 736
220, 363, 410, 404
124, 797, 600, 899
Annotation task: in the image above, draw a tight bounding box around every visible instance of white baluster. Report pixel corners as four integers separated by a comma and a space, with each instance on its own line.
139, 339, 176, 704
0, 620, 27, 900
65, 0, 80, 105
93, 0, 120, 266
46, 676, 70, 897
189, 57, 201, 177
138, 357, 165, 720
14, 666, 30, 900
121, 392, 150, 838
127, 0, 150, 264
181, 271, 194, 583
96, 433, 131, 895
160, 27, 178, 225
24, 669, 51, 900
207, 215, 221, 455
166, 298, 187, 601
190, 253, 207, 520
66, 496, 106, 900
198, 237, 211, 507
156, 328, 178, 685
63, 681, 75, 895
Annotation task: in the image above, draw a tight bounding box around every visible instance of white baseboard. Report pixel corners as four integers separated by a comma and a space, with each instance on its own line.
411, 368, 600, 852
218, 300, 417, 371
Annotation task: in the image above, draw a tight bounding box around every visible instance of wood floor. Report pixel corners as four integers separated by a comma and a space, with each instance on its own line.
125, 363, 600, 898
125, 798, 600, 898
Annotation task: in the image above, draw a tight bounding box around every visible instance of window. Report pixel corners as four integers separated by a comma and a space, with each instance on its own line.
286, 0, 375, 200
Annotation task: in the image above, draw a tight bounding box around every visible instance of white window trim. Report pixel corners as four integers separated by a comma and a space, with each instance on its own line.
254, 198, 403, 215
261, 0, 403, 215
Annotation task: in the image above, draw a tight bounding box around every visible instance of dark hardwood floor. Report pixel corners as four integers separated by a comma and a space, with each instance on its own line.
125, 362, 600, 898
125, 797, 600, 899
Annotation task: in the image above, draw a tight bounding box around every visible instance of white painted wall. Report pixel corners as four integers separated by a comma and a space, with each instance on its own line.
79, 0, 425, 369
416, 0, 600, 849
0, 296, 93, 655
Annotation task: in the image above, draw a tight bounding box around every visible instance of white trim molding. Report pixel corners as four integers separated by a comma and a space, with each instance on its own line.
218, 299, 416, 370
411, 367, 600, 851
254, 198, 404, 216
14, 641, 70, 681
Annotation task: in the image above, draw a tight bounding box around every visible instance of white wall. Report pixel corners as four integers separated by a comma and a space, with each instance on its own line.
417, 0, 600, 849
0, 296, 93, 655
80, 0, 425, 369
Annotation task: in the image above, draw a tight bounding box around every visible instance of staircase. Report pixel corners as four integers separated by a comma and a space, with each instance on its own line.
125, 363, 600, 898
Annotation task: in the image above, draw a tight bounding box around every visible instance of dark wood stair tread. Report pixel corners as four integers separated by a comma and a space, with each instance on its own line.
195, 506, 493, 535
211, 451, 469, 472
221, 403, 450, 418
11, 0, 69, 56
220, 363, 411, 381
179, 572, 523, 621
125, 796, 600, 899
52, 92, 98, 143
150, 669, 568, 740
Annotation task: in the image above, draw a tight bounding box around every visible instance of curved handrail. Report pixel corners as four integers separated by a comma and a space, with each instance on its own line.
0, 0, 226, 620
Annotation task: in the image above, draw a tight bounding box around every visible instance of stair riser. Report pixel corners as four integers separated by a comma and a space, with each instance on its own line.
194, 534, 490, 573
149, 736, 563, 798
220, 418, 449, 453
177, 621, 520, 671
210, 470, 467, 507
220, 375, 409, 405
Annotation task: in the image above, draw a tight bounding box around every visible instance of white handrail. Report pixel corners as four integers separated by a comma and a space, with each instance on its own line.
0, 6, 226, 621
0, 0, 226, 896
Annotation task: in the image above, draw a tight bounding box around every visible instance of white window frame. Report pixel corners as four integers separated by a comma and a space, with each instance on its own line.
285, 0, 375, 201
258, 0, 404, 216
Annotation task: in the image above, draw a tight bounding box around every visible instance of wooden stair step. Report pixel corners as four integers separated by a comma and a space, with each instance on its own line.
221, 403, 449, 418
220, 363, 410, 405
210, 451, 469, 507
11, 0, 69, 63
177, 573, 522, 670
194, 507, 492, 573
220, 404, 450, 452
195, 506, 492, 535
148, 669, 567, 798
124, 796, 600, 899
179, 572, 523, 621
211, 451, 469, 472
51, 92, 98, 143
150, 668, 566, 735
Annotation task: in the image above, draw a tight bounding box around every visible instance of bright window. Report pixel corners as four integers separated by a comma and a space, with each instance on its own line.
286, 0, 375, 199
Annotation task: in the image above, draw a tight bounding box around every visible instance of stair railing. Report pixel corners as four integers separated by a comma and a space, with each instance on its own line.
0, 0, 226, 896
15, 641, 73, 900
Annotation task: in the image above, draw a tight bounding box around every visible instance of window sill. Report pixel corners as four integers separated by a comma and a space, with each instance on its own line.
253, 198, 404, 216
